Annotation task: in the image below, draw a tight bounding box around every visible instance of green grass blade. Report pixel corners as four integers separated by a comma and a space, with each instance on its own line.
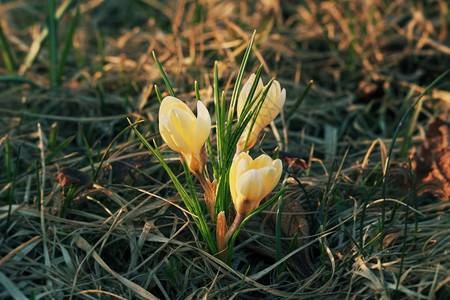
399, 95, 423, 159
0, 75, 44, 90
154, 85, 163, 102
20, 0, 73, 75
95, 29, 105, 69
194, 81, 200, 101
205, 138, 218, 181
79, 124, 95, 177
6, 145, 21, 234
45, 135, 75, 164
152, 51, 176, 97
226, 30, 256, 129
213, 62, 223, 167
34, 162, 42, 211
285, 80, 313, 121
278, 233, 298, 276
5, 135, 11, 182
0, 18, 16, 73
407, 159, 419, 242
60, 186, 76, 218
57, 5, 80, 83
47, 0, 58, 87
275, 192, 283, 268
49, 123, 59, 150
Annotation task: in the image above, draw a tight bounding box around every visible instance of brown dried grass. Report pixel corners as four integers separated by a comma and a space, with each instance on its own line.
1, 0, 449, 299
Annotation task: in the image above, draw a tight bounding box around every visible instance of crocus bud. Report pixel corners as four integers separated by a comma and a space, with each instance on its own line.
229, 152, 282, 216
159, 96, 211, 174
216, 211, 228, 262
236, 74, 286, 153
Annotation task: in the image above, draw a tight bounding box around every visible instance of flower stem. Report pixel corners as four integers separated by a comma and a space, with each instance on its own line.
225, 212, 245, 243
195, 172, 216, 221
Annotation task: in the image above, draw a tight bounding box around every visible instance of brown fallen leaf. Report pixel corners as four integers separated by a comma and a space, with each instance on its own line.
101, 153, 152, 184
56, 167, 92, 188
238, 196, 314, 277
410, 118, 450, 200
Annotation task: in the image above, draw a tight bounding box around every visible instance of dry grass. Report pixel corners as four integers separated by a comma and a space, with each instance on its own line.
1, 0, 449, 299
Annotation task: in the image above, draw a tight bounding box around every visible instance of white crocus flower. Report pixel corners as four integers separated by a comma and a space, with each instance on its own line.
236, 74, 286, 153
159, 96, 211, 174
229, 152, 282, 216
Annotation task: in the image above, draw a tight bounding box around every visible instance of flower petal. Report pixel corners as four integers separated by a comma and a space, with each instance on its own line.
168, 107, 196, 149
230, 152, 251, 203
159, 96, 192, 116
193, 101, 211, 157
159, 114, 178, 151
250, 154, 273, 169
257, 166, 276, 191
161, 112, 192, 160
236, 169, 266, 207
237, 74, 263, 119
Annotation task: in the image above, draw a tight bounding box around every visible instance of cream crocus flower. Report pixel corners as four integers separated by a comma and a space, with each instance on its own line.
236, 74, 286, 153
159, 96, 211, 174
229, 152, 282, 216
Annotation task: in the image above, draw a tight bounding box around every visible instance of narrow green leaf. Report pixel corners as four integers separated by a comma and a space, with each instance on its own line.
194, 81, 200, 101
0, 18, 16, 73
275, 192, 283, 266
154, 85, 163, 102
227, 30, 256, 129
6, 145, 21, 233
5, 135, 11, 182
0, 75, 43, 89
20, 0, 73, 75
45, 135, 75, 164
47, 0, 58, 87
57, 5, 80, 82
285, 80, 313, 121
79, 124, 95, 177
152, 51, 176, 97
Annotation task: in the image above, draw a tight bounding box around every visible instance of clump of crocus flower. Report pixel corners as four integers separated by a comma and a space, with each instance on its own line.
137, 36, 289, 264
155, 73, 286, 262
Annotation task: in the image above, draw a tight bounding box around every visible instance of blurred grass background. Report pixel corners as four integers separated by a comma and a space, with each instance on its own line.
0, 0, 449, 299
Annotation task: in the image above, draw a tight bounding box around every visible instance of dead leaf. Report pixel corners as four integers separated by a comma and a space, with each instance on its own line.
56, 167, 92, 188
238, 196, 314, 277
102, 153, 152, 183
410, 118, 450, 200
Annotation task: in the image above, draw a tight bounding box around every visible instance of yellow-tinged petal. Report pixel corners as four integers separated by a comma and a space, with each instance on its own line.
159, 96, 193, 116
249, 154, 273, 169
230, 153, 283, 216
168, 107, 196, 148
158, 96, 211, 174
237, 74, 263, 119
194, 101, 211, 156
159, 113, 191, 156
235, 169, 266, 214
229, 152, 251, 202
236, 75, 286, 153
